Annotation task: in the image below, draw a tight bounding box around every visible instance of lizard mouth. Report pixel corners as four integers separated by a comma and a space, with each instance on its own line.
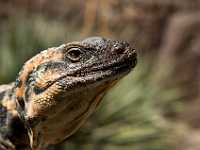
89, 49, 137, 76
96, 51, 136, 72
33, 49, 137, 94
61, 49, 137, 88
62, 48, 137, 78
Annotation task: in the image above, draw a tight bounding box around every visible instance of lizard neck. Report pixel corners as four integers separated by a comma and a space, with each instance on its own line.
29, 81, 115, 147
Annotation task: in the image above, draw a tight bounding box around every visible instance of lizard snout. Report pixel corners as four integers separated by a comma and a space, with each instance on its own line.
111, 42, 130, 55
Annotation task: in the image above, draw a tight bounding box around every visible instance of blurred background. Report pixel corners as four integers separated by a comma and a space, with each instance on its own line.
0, 0, 200, 149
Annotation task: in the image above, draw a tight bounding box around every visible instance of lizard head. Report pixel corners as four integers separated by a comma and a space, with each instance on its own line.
15, 37, 137, 147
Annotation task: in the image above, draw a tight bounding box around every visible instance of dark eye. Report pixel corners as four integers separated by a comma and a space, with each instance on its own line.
65, 47, 83, 62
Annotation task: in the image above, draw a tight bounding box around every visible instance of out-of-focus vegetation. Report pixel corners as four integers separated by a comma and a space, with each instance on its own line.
0, 0, 200, 149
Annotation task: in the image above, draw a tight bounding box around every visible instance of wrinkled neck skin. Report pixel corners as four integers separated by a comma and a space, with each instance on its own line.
2, 78, 119, 150
25, 75, 122, 150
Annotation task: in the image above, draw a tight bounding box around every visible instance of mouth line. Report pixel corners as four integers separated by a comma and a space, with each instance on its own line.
57, 51, 136, 81
90, 51, 137, 73
34, 50, 137, 94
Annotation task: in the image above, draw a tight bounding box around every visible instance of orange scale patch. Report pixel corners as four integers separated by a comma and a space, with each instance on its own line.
15, 48, 64, 99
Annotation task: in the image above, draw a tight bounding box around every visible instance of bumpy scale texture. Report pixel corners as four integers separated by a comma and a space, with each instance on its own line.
0, 37, 137, 150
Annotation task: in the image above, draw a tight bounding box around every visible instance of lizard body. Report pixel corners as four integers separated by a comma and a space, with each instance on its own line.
0, 37, 137, 150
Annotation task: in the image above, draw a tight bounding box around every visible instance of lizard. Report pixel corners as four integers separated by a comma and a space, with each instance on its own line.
0, 37, 137, 150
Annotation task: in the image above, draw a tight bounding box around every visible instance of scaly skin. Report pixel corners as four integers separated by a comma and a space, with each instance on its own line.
0, 37, 137, 150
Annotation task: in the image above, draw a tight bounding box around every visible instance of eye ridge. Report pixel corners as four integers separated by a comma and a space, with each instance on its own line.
66, 47, 83, 62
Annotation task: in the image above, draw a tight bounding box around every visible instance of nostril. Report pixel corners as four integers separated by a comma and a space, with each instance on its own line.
112, 45, 125, 54
116, 48, 125, 54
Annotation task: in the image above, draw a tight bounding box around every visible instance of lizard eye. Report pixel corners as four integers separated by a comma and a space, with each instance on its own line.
65, 47, 83, 62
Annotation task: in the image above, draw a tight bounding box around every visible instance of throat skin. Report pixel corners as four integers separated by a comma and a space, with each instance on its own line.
31, 79, 117, 148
